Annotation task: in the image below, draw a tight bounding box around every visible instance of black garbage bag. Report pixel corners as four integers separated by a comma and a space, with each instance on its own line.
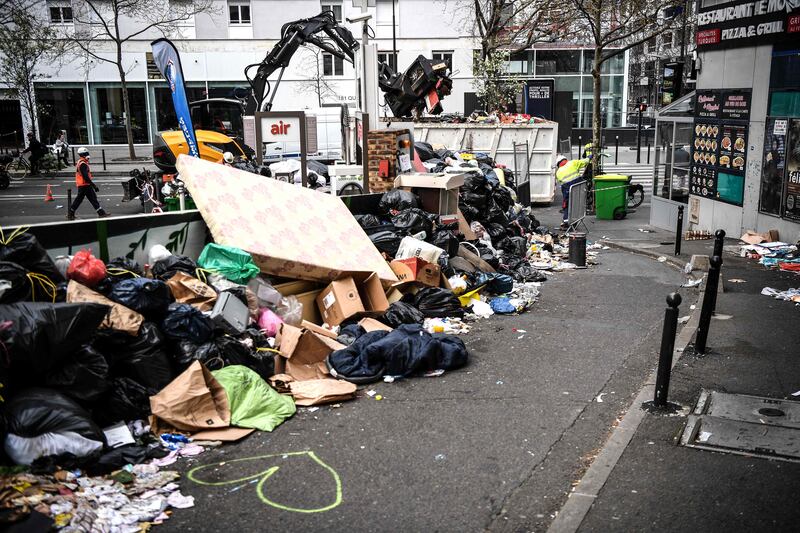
476, 272, 514, 295
94, 322, 175, 391
497, 236, 528, 258
327, 330, 390, 383
492, 186, 514, 212
485, 200, 510, 226
423, 158, 447, 173
0, 302, 109, 380
463, 172, 489, 193
391, 208, 435, 237
409, 286, 463, 318
431, 227, 460, 258
307, 160, 330, 180
0, 231, 64, 283
54, 281, 68, 303
458, 203, 481, 223
379, 301, 425, 327
354, 214, 386, 229
44, 345, 109, 403
84, 444, 169, 477
435, 148, 457, 160
170, 339, 201, 366
0, 261, 32, 303
369, 230, 403, 257
4, 388, 106, 465
92, 377, 152, 426
105, 257, 144, 281
484, 169, 500, 186
151, 255, 198, 281
109, 278, 174, 317
509, 213, 535, 235
486, 223, 507, 241
192, 335, 274, 380
414, 141, 436, 161
379, 189, 419, 213
513, 262, 547, 282
160, 303, 214, 344
460, 191, 488, 208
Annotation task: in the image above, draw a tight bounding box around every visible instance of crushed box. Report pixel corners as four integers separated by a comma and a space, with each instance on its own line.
316, 273, 389, 326
390, 257, 441, 287
276, 323, 345, 381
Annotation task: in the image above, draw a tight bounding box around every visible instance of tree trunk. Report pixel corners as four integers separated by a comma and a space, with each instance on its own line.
119, 65, 136, 159
23, 85, 37, 139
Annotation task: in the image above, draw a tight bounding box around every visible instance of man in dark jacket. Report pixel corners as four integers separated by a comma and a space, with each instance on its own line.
68, 147, 109, 220
21, 132, 47, 174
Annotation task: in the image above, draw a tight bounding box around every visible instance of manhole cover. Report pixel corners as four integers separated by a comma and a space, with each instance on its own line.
680, 390, 800, 462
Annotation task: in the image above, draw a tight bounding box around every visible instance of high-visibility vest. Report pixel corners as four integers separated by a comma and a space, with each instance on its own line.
75, 158, 92, 187
556, 158, 589, 185
583, 142, 594, 157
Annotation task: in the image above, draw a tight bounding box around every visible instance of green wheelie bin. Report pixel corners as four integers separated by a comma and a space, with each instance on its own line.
593, 174, 630, 220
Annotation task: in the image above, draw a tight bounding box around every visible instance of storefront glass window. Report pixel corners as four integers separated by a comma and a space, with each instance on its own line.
35, 84, 90, 144
506, 51, 531, 74
654, 122, 674, 199
671, 123, 692, 202
89, 83, 149, 144
582, 51, 625, 74
535, 50, 580, 75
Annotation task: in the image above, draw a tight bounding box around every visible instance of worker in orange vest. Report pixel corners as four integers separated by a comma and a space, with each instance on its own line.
68, 147, 109, 220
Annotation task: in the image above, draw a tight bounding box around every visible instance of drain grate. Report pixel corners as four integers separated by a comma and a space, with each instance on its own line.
680, 390, 800, 462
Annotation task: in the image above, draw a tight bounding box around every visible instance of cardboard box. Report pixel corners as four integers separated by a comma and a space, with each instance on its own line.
394, 172, 465, 216
390, 257, 441, 287
740, 230, 779, 245
316, 273, 390, 326
276, 323, 345, 381
358, 317, 393, 332
176, 155, 397, 284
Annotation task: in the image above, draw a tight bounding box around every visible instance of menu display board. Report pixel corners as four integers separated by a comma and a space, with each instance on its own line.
690, 89, 751, 206
784, 119, 800, 222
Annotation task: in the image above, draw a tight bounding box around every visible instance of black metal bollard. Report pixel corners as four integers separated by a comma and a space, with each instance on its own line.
71, 146, 76, 165
654, 292, 682, 407
646, 139, 651, 164
102, 149, 107, 170
577, 135, 582, 159
615, 136, 619, 165
695, 255, 722, 354
712, 229, 726, 258
675, 205, 684, 256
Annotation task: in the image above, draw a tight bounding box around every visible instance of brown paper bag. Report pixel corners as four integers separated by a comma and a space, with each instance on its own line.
166, 271, 218, 311
149, 361, 231, 432
66, 280, 143, 335
288, 379, 357, 406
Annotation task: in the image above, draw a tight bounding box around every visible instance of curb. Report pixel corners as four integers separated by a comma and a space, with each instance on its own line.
547, 248, 704, 533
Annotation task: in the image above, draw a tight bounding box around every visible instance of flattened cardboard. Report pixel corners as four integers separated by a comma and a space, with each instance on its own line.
190, 427, 254, 441
316, 273, 389, 326
289, 379, 357, 406
66, 280, 143, 335
176, 155, 397, 284
276, 323, 345, 381
301, 320, 339, 339
390, 257, 441, 287
740, 230, 780, 245
358, 317, 393, 332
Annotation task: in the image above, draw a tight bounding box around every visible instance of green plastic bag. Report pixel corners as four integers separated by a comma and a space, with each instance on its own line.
197, 243, 260, 284
212, 365, 296, 431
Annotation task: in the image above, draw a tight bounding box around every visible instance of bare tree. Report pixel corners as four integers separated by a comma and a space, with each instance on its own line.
570, 0, 680, 173
63, 0, 215, 159
297, 46, 337, 107
0, 0, 60, 139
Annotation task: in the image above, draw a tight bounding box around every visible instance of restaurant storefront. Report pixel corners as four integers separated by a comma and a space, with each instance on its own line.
652, 0, 800, 238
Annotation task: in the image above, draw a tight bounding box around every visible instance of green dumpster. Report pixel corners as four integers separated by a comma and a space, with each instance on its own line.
593, 174, 630, 220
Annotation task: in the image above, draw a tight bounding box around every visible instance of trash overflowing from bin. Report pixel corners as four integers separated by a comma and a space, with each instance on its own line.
0, 153, 606, 529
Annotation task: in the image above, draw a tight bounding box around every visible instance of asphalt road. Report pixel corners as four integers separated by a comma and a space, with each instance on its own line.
0, 175, 144, 225
158, 248, 685, 532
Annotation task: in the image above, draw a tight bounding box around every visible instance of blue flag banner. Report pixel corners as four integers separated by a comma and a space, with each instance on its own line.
151, 38, 199, 158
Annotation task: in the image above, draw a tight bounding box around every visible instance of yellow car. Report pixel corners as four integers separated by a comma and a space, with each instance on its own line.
153, 129, 248, 173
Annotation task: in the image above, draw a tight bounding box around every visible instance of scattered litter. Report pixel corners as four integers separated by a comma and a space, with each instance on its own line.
375, 395, 383, 401
638, 228, 655, 233
728, 278, 747, 283
761, 287, 800, 304
434, 454, 446, 461
682, 278, 702, 288
307, 407, 320, 413
424, 369, 445, 377
657, 256, 667, 263
595, 393, 605, 403
698, 431, 713, 442
712, 314, 733, 320
791, 391, 800, 397
366, 390, 377, 397
678, 315, 690, 324
513, 328, 527, 333
496, 380, 504, 385
690, 304, 696, 310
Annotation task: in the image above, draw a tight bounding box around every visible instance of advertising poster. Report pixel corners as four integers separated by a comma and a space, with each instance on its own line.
759, 118, 787, 216
784, 119, 800, 222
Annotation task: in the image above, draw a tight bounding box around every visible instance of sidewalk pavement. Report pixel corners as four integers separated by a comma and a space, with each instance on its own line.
539, 204, 800, 531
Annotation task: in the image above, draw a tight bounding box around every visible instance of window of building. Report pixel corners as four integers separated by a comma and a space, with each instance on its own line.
321, 1, 342, 22
662, 31, 673, 49
150, 83, 207, 134
505, 51, 530, 74
535, 50, 580, 75
228, 0, 251, 24
582, 50, 624, 74
377, 51, 397, 72
432, 50, 453, 71
323, 53, 344, 76
47, 0, 73, 24
376, 0, 394, 25
88, 83, 149, 144
35, 84, 88, 144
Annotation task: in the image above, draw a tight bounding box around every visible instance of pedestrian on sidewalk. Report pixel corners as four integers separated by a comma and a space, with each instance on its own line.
555, 155, 590, 229
21, 132, 47, 175
68, 147, 109, 220
54, 131, 69, 168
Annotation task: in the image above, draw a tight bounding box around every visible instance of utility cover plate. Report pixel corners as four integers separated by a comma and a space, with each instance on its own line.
680, 390, 800, 462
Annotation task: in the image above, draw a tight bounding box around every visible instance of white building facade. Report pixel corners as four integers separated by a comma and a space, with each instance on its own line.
7, 0, 630, 146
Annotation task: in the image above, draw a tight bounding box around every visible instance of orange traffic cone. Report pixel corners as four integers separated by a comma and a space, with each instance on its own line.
44, 184, 54, 202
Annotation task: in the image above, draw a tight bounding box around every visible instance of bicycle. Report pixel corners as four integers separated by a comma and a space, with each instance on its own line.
4, 151, 58, 180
